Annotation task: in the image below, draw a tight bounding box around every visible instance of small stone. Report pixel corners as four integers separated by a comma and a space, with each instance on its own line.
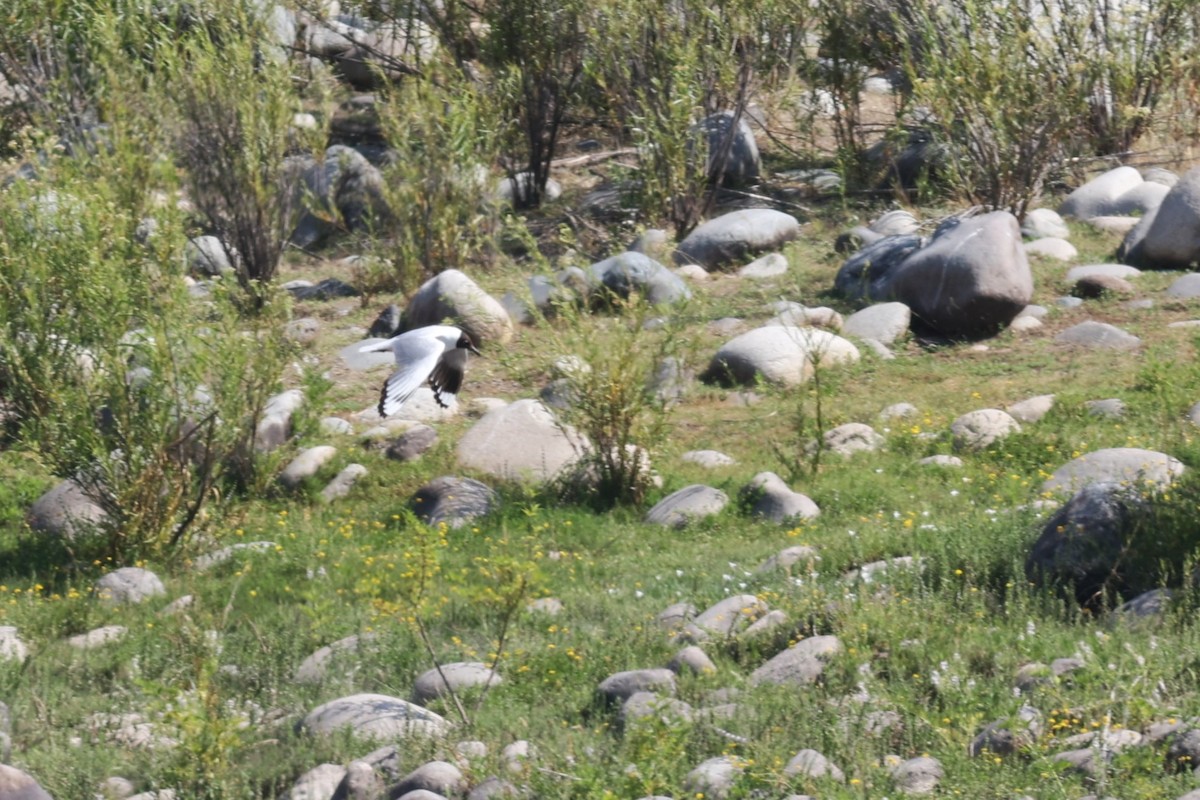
681, 449, 736, 468
385, 424, 439, 462
390, 762, 465, 798
668, 646, 716, 675
951, 409, 1021, 451
783, 749, 846, 782
757, 545, 819, 574
919, 455, 963, 468
597, 669, 677, 704
0, 626, 28, 663
1007, 394, 1055, 423
279, 445, 338, 489
1055, 321, 1140, 350
320, 463, 368, 503
738, 252, 789, 279
412, 663, 501, 704
879, 402, 918, 420
890, 756, 943, 794
67, 625, 127, 650
645, 485, 728, 529
1025, 237, 1077, 261
95, 567, 166, 605
1086, 398, 1126, 419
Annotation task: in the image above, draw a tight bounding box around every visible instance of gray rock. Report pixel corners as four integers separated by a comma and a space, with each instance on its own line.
287, 279, 360, 302
0, 626, 28, 664
667, 646, 716, 675
919, 455, 962, 468
332, 760, 385, 800
256, 389, 305, 452
456, 400, 587, 481
1024, 237, 1077, 261
1112, 180, 1171, 215
871, 209, 920, 236
1042, 447, 1184, 495
403, 269, 513, 347
192, 541, 275, 573
841, 302, 911, 344
1055, 321, 1140, 350
740, 472, 819, 522
741, 609, 788, 639
695, 111, 760, 185
385, 425, 439, 462
1086, 398, 1126, 419
284, 146, 388, 244
821, 423, 884, 456
757, 545, 819, 573
280, 446, 338, 489
1051, 747, 1109, 778
969, 706, 1042, 757
67, 625, 127, 650
1060, 166, 1144, 219
620, 691, 694, 730
645, 485, 728, 529
750, 635, 843, 686
465, 777, 519, 800
1167, 728, 1200, 772
320, 464, 368, 504
682, 756, 742, 800
320, 417, 354, 436
890, 756, 943, 794
1066, 263, 1141, 282
1007, 394, 1055, 423
1167, 273, 1200, 298
879, 402, 919, 420
704, 326, 859, 387
1022, 208, 1070, 239
367, 304, 402, 339
1055, 296, 1084, 308
681, 450, 736, 468
282, 763, 345, 800
675, 209, 801, 270
1009, 316, 1043, 333
96, 776, 135, 799
1073, 273, 1135, 298
629, 229, 672, 260
186, 235, 233, 277
295, 633, 376, 684
951, 409, 1021, 451
738, 252, 789, 279
693, 594, 768, 637
768, 303, 844, 331
1145, 167, 1179, 187
26, 478, 108, 539
1121, 166, 1200, 269
1109, 587, 1173, 625
389, 762, 465, 799
412, 663, 500, 704
597, 669, 677, 704
1090, 215, 1141, 234
656, 602, 697, 632
301, 694, 449, 741
283, 316, 321, 345
834, 234, 924, 303
0, 765, 53, 800
410, 477, 496, 530
783, 749, 845, 782
94, 567, 165, 605
588, 252, 691, 306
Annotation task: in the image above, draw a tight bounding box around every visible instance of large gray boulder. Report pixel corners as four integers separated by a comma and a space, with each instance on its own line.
403, 269, 513, 347
285, 145, 388, 246
455, 400, 587, 481
740, 472, 820, 522
750, 635, 843, 687
835, 234, 924, 302
409, 476, 497, 529
94, 567, 166, 605
645, 485, 728, 529
674, 209, 801, 270
838, 212, 1033, 338
26, 478, 108, 540
0, 765, 53, 800
1060, 166, 1144, 219
703, 325, 860, 387
841, 302, 911, 344
694, 111, 760, 185
587, 252, 691, 306
412, 663, 500, 704
1120, 166, 1200, 269
1042, 448, 1184, 495
301, 694, 449, 741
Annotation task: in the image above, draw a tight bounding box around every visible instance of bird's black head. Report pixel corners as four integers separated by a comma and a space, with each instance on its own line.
457, 332, 482, 356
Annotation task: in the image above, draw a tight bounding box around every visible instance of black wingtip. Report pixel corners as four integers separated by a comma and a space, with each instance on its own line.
377, 382, 389, 418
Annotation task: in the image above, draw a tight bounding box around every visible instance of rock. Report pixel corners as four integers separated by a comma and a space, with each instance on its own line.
951, 409, 1021, 451
412, 663, 500, 704
681, 450, 736, 468
657, 602, 697, 633
466, 777, 519, 799
96, 776, 135, 799
410, 477, 497, 529
186, 235, 233, 277
1167, 273, 1200, 298
1055, 321, 1140, 350
367, 304, 402, 339
667, 646, 716, 675
645, 485, 728, 529
1113, 180, 1171, 215
1022, 208, 1070, 239
1109, 587, 1173, 625
1009, 315, 1042, 333
750, 635, 843, 686
675, 209, 801, 270
879, 402, 918, 420
256, 389, 305, 452
1024, 238, 1077, 261
94, 567, 166, 605
1089, 215, 1141, 234
284, 146, 387, 244
630, 229, 672, 260
757, 545, 819, 574
695, 110, 760, 185
845, 556, 924, 584
682, 756, 742, 800
1042, 447, 1184, 494
856, 211, 1033, 338
693, 594, 768, 637
495, 172, 562, 206
191, 541, 275, 572
526, 597, 563, 615
332, 760, 385, 800
67, 625, 127, 650
741, 609, 788, 639
738, 252, 789, 279
301, 694, 449, 741
320, 417, 354, 436
389, 762, 465, 798
783, 749, 845, 782
283, 763, 346, 800
1086, 398, 1126, 419
287, 278, 360, 302
295, 633, 376, 684
620, 691, 694, 731
385, 425, 439, 462
597, 669, 677, 704
919, 455, 962, 467
26, 478, 108, 539
456, 400, 586, 481
1120, 167, 1200, 269
834, 234, 924, 303
0, 765, 53, 800
1073, 274, 1135, 298
821, 423, 884, 456
1166, 728, 1200, 772
890, 756, 943, 794
703, 326, 859, 387
768, 303, 844, 331
871, 209, 920, 236
969, 706, 1043, 757
740, 472, 819, 522
279, 446, 338, 489
1068, 264, 1143, 284
1007, 394, 1055, 423
403, 269, 513, 347
320, 464, 368, 503
587, 252, 691, 306
1060, 166, 1144, 219
0, 626, 28, 663
841, 302, 911, 344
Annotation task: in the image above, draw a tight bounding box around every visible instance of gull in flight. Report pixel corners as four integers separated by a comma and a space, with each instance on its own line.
359, 325, 481, 417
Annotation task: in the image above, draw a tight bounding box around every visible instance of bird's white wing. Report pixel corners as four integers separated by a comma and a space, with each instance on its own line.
377, 336, 445, 418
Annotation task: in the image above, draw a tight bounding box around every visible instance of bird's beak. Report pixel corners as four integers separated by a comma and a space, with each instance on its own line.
468, 342, 482, 356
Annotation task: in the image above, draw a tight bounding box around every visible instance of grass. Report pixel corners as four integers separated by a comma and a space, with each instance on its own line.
4, 198, 1200, 798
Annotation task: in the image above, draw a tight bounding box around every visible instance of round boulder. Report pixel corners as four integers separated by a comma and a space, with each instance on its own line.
674, 209, 801, 270
456, 400, 587, 482
412, 663, 501, 704
403, 269, 513, 347
703, 325, 859, 387
951, 409, 1021, 451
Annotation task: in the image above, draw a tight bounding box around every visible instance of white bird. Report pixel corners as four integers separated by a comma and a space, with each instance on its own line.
359, 325, 481, 418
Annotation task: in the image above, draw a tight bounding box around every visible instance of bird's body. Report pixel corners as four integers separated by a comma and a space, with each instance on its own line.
359, 325, 480, 417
